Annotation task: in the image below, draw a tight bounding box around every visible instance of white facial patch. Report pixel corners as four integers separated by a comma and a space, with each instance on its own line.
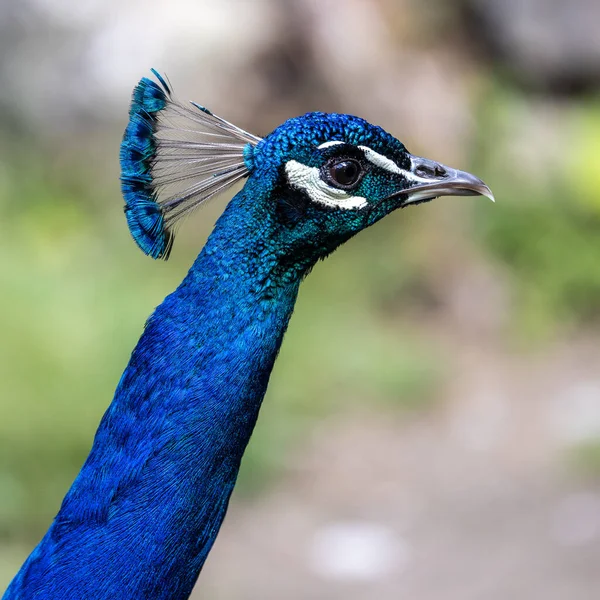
358, 146, 404, 175
285, 160, 367, 210
358, 146, 431, 185
317, 141, 345, 149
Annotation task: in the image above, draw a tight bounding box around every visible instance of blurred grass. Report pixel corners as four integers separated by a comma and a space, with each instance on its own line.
568, 441, 600, 479
473, 83, 600, 341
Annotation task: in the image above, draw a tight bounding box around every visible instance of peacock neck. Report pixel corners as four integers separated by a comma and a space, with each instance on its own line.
4, 187, 303, 600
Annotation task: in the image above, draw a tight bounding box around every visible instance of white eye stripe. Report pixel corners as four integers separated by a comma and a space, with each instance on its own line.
359, 145, 433, 185
317, 141, 345, 149
358, 146, 403, 175
285, 160, 367, 210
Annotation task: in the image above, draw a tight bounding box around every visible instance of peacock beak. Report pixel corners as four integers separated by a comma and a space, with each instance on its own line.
401, 155, 495, 205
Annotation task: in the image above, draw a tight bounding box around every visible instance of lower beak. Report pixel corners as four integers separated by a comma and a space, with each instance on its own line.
402, 155, 495, 205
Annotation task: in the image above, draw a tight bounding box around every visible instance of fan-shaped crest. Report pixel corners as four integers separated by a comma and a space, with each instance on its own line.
120, 70, 261, 259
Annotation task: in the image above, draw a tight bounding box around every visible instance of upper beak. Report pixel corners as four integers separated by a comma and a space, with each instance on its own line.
401, 155, 495, 205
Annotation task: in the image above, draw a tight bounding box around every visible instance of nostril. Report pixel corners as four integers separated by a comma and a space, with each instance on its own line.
415, 163, 447, 179
415, 165, 435, 178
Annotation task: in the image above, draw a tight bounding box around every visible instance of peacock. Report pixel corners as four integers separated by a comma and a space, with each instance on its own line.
3, 71, 493, 599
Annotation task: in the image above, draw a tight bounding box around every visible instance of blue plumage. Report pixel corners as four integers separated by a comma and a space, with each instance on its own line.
120, 73, 171, 258
4, 72, 492, 599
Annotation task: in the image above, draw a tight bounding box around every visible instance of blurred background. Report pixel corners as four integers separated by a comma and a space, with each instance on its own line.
1, 0, 600, 597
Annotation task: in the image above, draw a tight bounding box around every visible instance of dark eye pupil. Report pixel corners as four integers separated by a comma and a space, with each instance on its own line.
330, 160, 360, 186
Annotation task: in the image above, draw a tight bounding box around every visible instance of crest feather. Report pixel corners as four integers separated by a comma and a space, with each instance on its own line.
120, 70, 261, 259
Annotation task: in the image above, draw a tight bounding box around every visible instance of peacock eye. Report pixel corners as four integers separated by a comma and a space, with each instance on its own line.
326, 159, 363, 189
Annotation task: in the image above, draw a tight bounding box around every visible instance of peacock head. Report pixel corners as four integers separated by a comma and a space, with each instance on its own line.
120, 71, 493, 263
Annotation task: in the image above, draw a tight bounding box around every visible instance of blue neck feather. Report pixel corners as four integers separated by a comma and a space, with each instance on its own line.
4, 185, 302, 600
